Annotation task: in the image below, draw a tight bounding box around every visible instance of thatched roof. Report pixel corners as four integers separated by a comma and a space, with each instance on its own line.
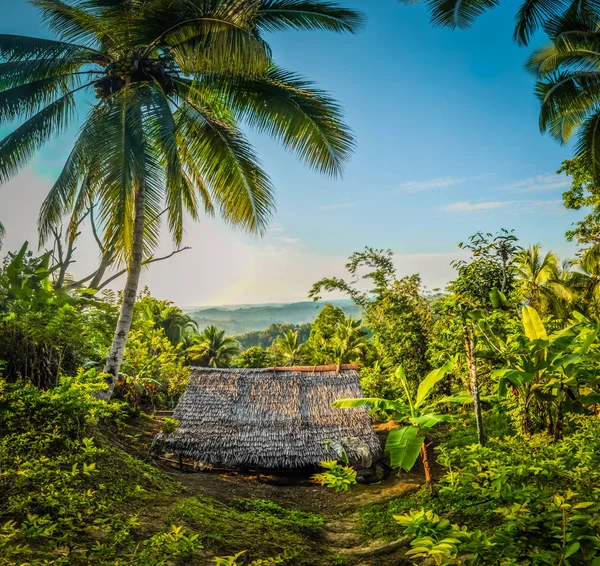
164, 365, 381, 469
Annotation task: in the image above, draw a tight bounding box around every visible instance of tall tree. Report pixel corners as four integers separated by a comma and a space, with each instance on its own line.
187, 325, 240, 368
331, 318, 367, 369
271, 329, 306, 366
310, 248, 432, 389
514, 245, 569, 313
0, 0, 361, 399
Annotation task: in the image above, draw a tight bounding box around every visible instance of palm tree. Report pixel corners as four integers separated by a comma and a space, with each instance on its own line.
0, 221, 4, 249
395, 0, 598, 46
527, 13, 600, 184
331, 318, 367, 369
567, 245, 600, 319
187, 325, 240, 368
514, 245, 570, 313
272, 329, 305, 366
0, 0, 361, 399
140, 300, 197, 346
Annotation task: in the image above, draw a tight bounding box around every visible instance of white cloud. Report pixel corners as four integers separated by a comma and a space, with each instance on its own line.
441, 199, 565, 215
507, 173, 570, 193
441, 201, 510, 212
397, 176, 466, 193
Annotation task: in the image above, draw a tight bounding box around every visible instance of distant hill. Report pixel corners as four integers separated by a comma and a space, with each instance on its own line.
184, 300, 362, 335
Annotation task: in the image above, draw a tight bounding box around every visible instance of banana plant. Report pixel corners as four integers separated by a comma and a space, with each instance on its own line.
333, 356, 458, 490
491, 306, 600, 438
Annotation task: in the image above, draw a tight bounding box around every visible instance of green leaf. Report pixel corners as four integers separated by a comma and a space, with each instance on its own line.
522, 305, 547, 341
412, 413, 450, 429
564, 541, 580, 559
415, 356, 457, 408
490, 288, 509, 309
385, 426, 425, 471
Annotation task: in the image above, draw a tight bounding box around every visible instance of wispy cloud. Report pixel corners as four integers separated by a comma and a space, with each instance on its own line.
441, 201, 510, 212
397, 176, 466, 194
319, 200, 356, 211
441, 199, 565, 214
507, 173, 570, 193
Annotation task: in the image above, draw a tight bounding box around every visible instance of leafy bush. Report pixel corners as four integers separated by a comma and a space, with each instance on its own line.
117, 320, 191, 410
0, 373, 194, 565
390, 417, 600, 565
312, 460, 357, 492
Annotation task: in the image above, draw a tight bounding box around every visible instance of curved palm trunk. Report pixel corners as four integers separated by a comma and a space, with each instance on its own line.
96, 183, 146, 401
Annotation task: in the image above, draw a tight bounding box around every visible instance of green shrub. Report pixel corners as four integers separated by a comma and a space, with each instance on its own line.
312, 460, 357, 492
391, 417, 600, 565
0, 374, 188, 565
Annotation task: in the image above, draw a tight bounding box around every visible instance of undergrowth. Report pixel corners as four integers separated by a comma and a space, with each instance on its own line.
170, 496, 325, 563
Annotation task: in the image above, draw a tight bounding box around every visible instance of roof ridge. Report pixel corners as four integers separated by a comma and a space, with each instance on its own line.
190, 364, 359, 373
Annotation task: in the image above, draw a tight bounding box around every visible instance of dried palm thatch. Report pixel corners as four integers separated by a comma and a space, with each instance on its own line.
164, 365, 381, 469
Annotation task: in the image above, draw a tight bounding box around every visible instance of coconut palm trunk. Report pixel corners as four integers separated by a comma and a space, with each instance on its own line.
97, 182, 146, 401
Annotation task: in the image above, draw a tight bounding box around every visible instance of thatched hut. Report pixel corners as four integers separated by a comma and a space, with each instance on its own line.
164, 364, 381, 469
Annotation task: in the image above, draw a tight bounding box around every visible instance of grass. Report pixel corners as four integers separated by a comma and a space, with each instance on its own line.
167, 495, 326, 563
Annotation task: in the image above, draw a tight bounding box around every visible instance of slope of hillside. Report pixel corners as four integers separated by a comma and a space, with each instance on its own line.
185, 300, 362, 335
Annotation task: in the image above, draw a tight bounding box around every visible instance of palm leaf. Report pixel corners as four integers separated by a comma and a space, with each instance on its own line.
514, 0, 567, 46
185, 66, 354, 177
30, 0, 116, 49
0, 85, 86, 183
173, 96, 275, 235
0, 75, 84, 126
422, 0, 501, 30
255, 0, 365, 33
0, 33, 96, 61
575, 110, 600, 184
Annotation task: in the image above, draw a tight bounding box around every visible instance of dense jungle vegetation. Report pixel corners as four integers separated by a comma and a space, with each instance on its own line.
3, 0, 600, 564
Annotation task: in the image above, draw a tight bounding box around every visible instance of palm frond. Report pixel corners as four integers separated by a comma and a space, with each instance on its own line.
180, 66, 354, 177
147, 87, 199, 245
137, 0, 271, 75
173, 95, 275, 235
0, 84, 86, 183
255, 0, 364, 33
0, 75, 85, 126
424, 0, 501, 30
514, 0, 567, 46
30, 0, 116, 49
93, 87, 150, 264
535, 71, 600, 142
575, 110, 600, 184
0, 33, 97, 61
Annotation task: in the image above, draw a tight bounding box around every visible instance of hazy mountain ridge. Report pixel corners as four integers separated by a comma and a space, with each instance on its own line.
185, 300, 362, 335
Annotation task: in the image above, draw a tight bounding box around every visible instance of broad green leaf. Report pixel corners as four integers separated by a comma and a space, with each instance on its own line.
564, 541, 580, 559
385, 426, 424, 471
490, 288, 509, 309
415, 356, 457, 408
579, 393, 600, 405
412, 413, 450, 429
578, 327, 599, 355
522, 306, 547, 341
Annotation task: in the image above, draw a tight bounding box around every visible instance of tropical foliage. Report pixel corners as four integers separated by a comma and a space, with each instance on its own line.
0, 0, 360, 399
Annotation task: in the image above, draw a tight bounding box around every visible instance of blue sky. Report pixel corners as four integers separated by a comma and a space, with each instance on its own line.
1, 1, 582, 305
